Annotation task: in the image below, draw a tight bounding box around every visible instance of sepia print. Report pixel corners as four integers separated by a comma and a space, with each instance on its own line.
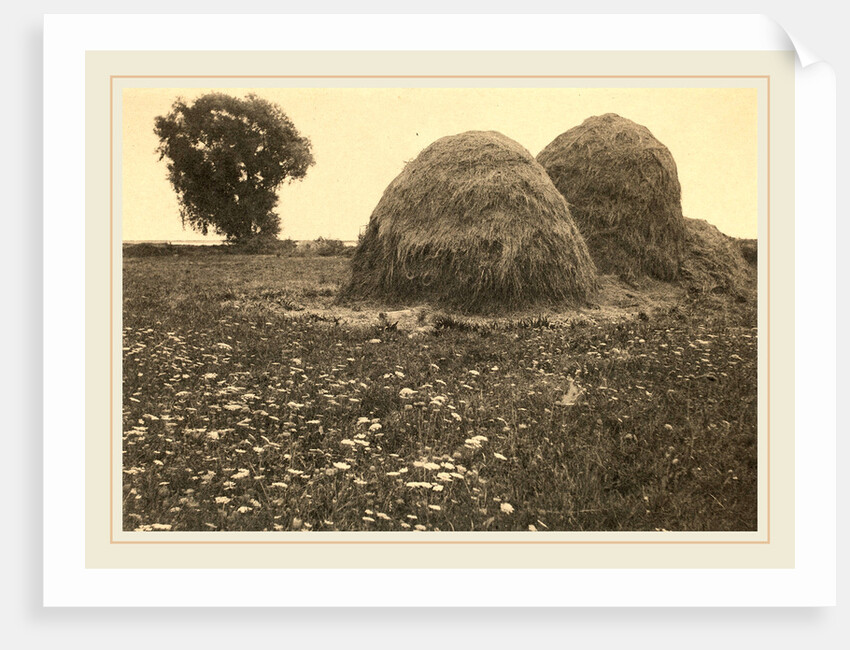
121, 86, 758, 534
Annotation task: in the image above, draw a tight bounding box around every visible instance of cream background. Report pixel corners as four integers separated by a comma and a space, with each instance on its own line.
86, 49, 794, 568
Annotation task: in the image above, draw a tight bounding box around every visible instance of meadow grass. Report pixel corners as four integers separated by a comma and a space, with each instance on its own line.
122, 253, 757, 532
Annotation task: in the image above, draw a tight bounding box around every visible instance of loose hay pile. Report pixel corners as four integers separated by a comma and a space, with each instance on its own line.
342, 131, 598, 312
538, 113, 686, 281
680, 218, 754, 297
735, 238, 758, 267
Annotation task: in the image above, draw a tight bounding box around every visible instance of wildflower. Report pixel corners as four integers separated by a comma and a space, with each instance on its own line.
150, 523, 172, 530
230, 468, 250, 480
214, 496, 231, 505
399, 387, 416, 398
451, 412, 462, 421
500, 502, 515, 514
464, 435, 488, 449
555, 377, 585, 407
428, 504, 442, 511
333, 462, 351, 470
368, 423, 382, 432
494, 453, 508, 461
237, 506, 252, 514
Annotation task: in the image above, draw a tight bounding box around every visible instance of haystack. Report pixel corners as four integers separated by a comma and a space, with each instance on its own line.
341, 131, 597, 312
735, 238, 758, 267
680, 218, 754, 297
537, 113, 686, 280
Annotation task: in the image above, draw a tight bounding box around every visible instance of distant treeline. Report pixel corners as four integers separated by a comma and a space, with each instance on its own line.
123, 237, 356, 258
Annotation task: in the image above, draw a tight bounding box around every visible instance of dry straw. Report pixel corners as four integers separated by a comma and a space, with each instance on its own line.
538, 113, 686, 281
342, 131, 597, 313
680, 218, 754, 297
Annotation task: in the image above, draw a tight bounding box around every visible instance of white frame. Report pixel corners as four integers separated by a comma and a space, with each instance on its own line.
43, 13, 836, 606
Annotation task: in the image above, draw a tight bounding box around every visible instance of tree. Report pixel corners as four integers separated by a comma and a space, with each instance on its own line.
154, 93, 314, 243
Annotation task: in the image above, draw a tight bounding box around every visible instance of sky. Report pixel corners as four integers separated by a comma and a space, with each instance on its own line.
122, 86, 758, 241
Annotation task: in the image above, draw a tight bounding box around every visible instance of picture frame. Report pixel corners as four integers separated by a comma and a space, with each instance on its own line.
43, 13, 836, 607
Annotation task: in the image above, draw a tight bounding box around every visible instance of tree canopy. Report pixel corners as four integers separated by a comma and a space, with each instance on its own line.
154, 93, 314, 242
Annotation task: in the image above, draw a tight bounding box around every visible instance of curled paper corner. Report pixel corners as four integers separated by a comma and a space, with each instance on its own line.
762, 14, 826, 69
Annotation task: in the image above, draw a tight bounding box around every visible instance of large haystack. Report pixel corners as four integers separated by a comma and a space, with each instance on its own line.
342, 131, 597, 312
537, 113, 686, 280
680, 218, 754, 297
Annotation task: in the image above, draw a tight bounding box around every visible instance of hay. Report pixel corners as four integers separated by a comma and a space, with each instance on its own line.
537, 113, 686, 280
735, 238, 758, 267
680, 218, 753, 297
341, 131, 597, 313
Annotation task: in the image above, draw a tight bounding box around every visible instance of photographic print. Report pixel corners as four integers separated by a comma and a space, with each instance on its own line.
44, 13, 835, 606
120, 84, 760, 535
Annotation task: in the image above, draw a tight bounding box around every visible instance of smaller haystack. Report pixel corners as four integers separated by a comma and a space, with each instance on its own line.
680, 218, 754, 297
735, 238, 758, 267
342, 131, 597, 312
538, 113, 686, 280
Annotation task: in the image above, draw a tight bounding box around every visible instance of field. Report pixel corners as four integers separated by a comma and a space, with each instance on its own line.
122, 250, 758, 532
